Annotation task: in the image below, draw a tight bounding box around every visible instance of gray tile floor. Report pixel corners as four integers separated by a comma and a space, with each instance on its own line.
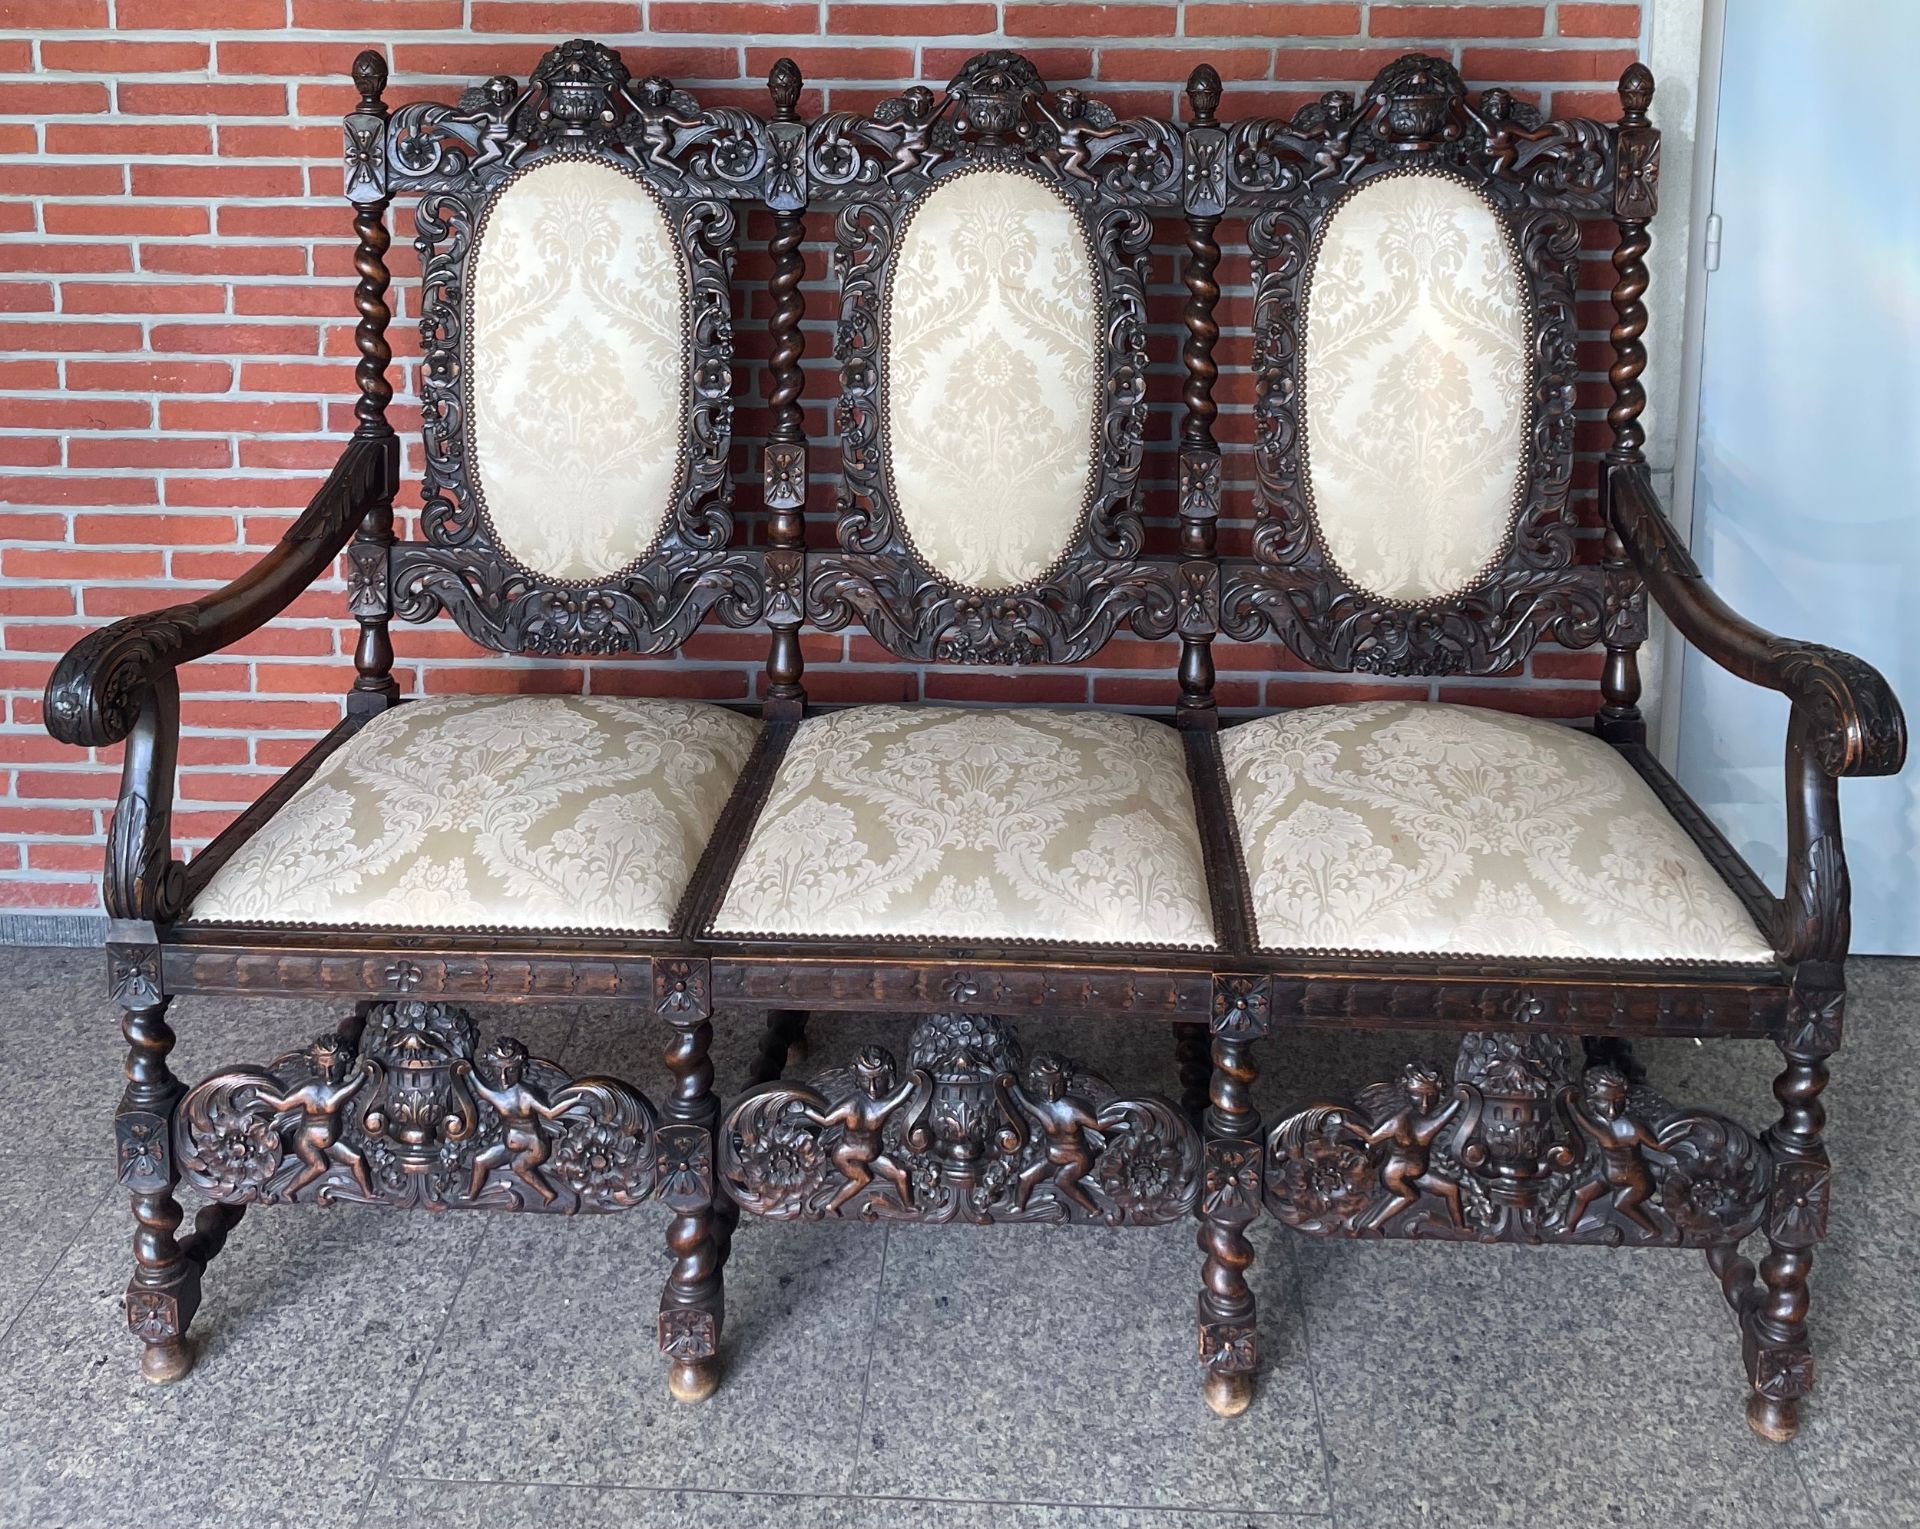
0, 945, 1914, 1528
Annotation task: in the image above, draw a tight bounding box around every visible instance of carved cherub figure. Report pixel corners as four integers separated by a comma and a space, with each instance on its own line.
632, 76, 706, 171
1566, 1067, 1674, 1236
466, 1037, 575, 1206
252, 1034, 373, 1199
1035, 87, 1121, 181
873, 86, 941, 180
1348, 1062, 1465, 1231
1007, 1054, 1106, 1219
802, 1046, 918, 1214
470, 75, 530, 171
1305, 89, 1363, 185
1466, 86, 1551, 178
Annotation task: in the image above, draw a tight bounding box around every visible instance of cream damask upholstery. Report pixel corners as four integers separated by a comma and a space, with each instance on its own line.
1221, 702, 1774, 965
470, 159, 686, 582
885, 168, 1100, 591
713, 706, 1217, 949
191, 696, 758, 933
1304, 171, 1530, 602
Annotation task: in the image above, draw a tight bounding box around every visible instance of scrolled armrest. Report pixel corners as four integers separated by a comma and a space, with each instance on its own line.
1609, 463, 1906, 779
45, 435, 396, 749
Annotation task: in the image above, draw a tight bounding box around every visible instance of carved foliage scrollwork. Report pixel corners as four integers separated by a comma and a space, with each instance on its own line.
719, 1014, 1202, 1226
1263, 1030, 1771, 1246
801, 50, 1181, 204
803, 52, 1180, 663
1221, 155, 1604, 675
175, 1000, 676, 1213
1224, 53, 1615, 211
385, 38, 771, 198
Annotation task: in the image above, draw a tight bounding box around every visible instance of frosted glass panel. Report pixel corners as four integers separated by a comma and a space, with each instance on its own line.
1677, 0, 1919, 952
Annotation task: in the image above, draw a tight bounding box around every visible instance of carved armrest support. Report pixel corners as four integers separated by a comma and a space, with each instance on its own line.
45, 435, 396, 749
1610, 463, 1906, 779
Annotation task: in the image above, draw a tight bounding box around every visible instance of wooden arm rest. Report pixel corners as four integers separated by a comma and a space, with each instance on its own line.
1609, 463, 1906, 779
44, 435, 396, 750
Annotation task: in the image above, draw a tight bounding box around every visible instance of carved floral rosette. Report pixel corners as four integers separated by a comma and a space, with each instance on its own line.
1262, 1030, 1771, 1246
719, 1014, 1201, 1226
175, 1000, 666, 1214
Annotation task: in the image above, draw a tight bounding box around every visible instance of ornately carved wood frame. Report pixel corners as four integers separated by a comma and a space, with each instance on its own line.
352, 39, 773, 655
1219, 53, 1625, 676
800, 52, 1188, 664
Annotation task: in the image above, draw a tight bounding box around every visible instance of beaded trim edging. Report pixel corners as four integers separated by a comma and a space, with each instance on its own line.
455, 149, 699, 592
872, 158, 1118, 602
1292, 163, 1539, 614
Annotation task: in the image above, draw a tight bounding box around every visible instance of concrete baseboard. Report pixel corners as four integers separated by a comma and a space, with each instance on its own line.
0, 911, 105, 948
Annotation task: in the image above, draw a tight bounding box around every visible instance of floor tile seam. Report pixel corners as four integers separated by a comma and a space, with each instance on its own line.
353, 1219, 494, 1528
1283, 1237, 1341, 1526
388, 1471, 1337, 1519
847, 1220, 891, 1496
0, 1170, 117, 1353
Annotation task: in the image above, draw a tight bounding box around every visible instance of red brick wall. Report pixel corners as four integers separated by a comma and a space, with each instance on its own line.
0, 0, 1644, 915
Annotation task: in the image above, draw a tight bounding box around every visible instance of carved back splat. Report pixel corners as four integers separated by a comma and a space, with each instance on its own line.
1220, 55, 1648, 678
800, 51, 1191, 665
352, 39, 777, 656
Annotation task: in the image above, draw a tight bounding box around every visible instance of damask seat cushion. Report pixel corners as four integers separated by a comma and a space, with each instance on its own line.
712, 705, 1218, 949
1220, 702, 1775, 965
190, 696, 759, 933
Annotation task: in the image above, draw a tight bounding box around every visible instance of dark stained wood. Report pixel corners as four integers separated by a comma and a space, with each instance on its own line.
37, 44, 1901, 1440
382, 39, 774, 656
346, 51, 400, 720
800, 52, 1186, 665
1219, 54, 1617, 677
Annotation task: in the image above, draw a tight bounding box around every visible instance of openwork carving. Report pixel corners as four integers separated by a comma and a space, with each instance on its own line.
1221, 55, 1615, 676
800, 51, 1183, 663
377, 40, 776, 655
1263, 1030, 1771, 1245
1224, 54, 1612, 208
175, 1000, 669, 1212
719, 1013, 1201, 1225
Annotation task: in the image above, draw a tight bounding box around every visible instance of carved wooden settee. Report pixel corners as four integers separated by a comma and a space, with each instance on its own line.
43, 41, 1904, 1442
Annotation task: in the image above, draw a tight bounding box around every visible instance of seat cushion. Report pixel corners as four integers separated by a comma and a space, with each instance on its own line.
1220, 702, 1774, 965
191, 696, 759, 933
712, 705, 1217, 949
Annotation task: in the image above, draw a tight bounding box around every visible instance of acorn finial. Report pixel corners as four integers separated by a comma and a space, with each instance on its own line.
1185, 63, 1221, 125
351, 50, 388, 108
768, 56, 802, 121
1618, 62, 1654, 121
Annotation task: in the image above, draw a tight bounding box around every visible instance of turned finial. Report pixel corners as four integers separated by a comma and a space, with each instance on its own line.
1618, 62, 1654, 122
1185, 64, 1221, 126
352, 49, 388, 108
768, 56, 802, 122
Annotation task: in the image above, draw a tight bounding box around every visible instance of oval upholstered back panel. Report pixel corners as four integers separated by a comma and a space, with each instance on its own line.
1303, 171, 1530, 604
468, 158, 686, 583
884, 168, 1100, 592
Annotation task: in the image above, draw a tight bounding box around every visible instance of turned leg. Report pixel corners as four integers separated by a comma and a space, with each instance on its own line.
1744, 1029, 1832, 1443
1198, 1024, 1262, 1417
752, 1008, 808, 1087
116, 998, 203, 1383
1175, 1024, 1211, 1128
660, 1004, 725, 1404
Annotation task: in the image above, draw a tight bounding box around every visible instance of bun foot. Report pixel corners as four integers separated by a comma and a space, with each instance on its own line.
1747, 1393, 1799, 1443
140, 1338, 194, 1385
669, 1358, 721, 1405
1204, 1369, 1254, 1418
